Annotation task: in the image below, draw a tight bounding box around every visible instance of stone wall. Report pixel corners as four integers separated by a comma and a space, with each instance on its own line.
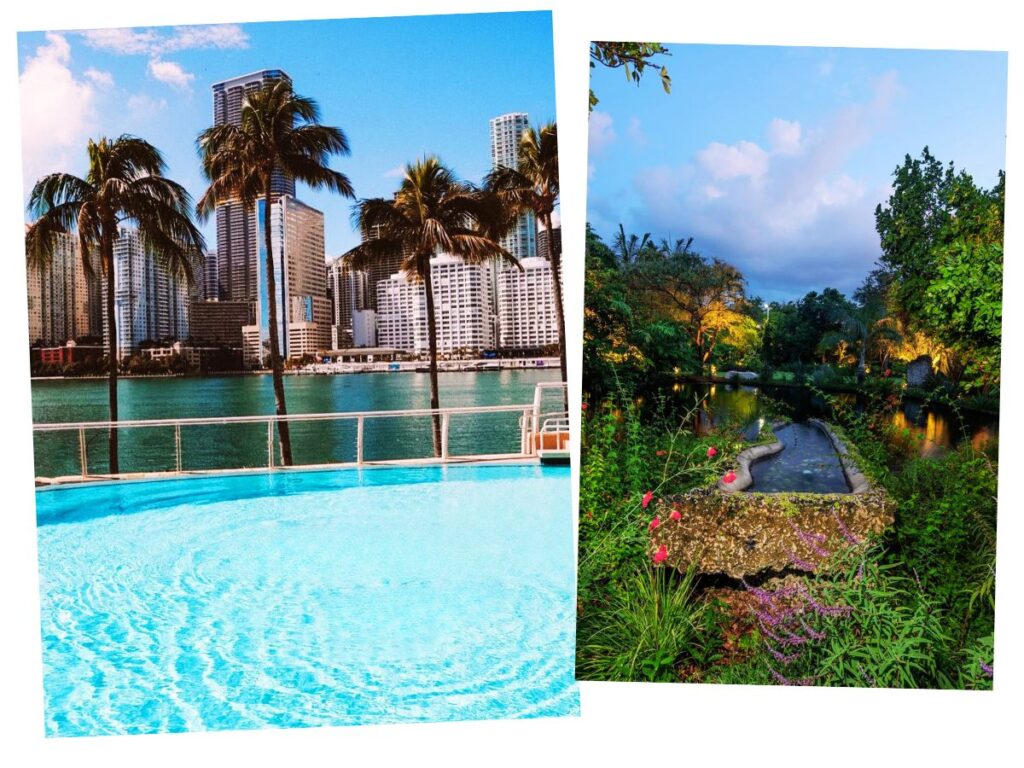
649, 486, 893, 579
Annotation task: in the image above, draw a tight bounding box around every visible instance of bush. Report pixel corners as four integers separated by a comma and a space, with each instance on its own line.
577, 566, 704, 682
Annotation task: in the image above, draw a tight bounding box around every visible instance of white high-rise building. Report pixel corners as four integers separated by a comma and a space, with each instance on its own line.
497, 256, 560, 350
375, 255, 494, 354
25, 231, 99, 345
489, 112, 538, 261
101, 227, 190, 357
244, 195, 331, 364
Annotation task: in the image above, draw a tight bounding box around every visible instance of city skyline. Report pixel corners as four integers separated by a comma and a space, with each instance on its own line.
18, 12, 557, 259
587, 43, 1007, 302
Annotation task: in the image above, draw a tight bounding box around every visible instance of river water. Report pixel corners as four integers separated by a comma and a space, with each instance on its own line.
31, 370, 561, 477
649, 382, 998, 458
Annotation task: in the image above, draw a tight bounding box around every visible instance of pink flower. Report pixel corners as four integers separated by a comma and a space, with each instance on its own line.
653, 545, 668, 564
581, 402, 588, 411
641, 490, 654, 509
707, 446, 718, 458
722, 470, 737, 484
669, 509, 681, 522
648, 517, 661, 531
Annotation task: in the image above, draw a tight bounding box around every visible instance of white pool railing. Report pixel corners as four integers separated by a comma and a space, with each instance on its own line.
33, 383, 569, 483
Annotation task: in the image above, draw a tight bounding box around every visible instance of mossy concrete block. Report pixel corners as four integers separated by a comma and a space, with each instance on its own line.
649, 486, 893, 579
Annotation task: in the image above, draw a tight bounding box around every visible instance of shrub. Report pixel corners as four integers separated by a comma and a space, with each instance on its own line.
576, 565, 704, 682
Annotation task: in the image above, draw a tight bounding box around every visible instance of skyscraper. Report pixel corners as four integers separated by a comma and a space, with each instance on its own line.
101, 227, 190, 357
25, 230, 99, 345
326, 256, 367, 347
489, 112, 538, 261
497, 256, 559, 350
210, 70, 295, 302
244, 195, 330, 363
375, 255, 493, 354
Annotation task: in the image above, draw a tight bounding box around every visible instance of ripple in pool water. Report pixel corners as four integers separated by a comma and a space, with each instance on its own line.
36, 465, 579, 736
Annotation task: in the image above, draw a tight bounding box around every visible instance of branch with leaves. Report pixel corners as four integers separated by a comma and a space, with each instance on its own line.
590, 42, 671, 111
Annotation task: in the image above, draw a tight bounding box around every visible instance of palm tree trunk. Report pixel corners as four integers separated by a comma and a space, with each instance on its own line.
103, 234, 118, 475
423, 258, 442, 457
262, 186, 293, 465
544, 214, 569, 411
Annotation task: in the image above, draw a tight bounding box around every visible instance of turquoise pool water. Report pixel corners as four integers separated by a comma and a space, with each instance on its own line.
36, 465, 578, 737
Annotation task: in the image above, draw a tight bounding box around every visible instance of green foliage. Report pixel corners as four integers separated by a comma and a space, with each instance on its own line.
589, 42, 671, 111
798, 547, 953, 688
874, 148, 1004, 391
576, 566, 703, 682
887, 445, 998, 645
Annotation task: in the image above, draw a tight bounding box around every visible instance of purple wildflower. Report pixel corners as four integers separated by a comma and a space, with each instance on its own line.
767, 644, 802, 665
831, 511, 861, 545
770, 668, 793, 686
798, 616, 826, 641
787, 551, 817, 571
980, 661, 994, 679
858, 664, 877, 687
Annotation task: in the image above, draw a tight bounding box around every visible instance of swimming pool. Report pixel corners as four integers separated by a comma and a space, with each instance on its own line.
35, 464, 578, 736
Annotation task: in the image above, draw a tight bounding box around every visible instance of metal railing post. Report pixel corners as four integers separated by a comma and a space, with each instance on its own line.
356, 416, 364, 465
441, 412, 451, 460
267, 420, 275, 469
78, 427, 88, 478
174, 423, 182, 474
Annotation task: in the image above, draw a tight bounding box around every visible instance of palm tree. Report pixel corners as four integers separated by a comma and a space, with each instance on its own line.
484, 122, 568, 394
344, 157, 514, 456
821, 303, 902, 384
196, 79, 353, 466
25, 135, 205, 475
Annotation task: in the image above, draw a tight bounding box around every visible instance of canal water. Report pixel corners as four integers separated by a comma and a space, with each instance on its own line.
649, 382, 998, 458
31, 370, 561, 477
749, 423, 850, 494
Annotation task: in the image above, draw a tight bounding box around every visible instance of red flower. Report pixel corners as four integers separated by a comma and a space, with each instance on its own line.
656, 449, 667, 457
722, 470, 737, 484
653, 545, 668, 564
642, 490, 654, 509
707, 446, 718, 458
648, 517, 661, 531
581, 402, 589, 411
669, 509, 681, 522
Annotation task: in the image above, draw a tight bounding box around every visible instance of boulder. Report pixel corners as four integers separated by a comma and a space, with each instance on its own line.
906, 355, 933, 388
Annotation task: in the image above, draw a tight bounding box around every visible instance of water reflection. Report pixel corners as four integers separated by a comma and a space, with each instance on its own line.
647, 382, 997, 457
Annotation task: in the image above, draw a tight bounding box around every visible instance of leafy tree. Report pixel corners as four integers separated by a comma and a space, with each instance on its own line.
197, 79, 353, 465
874, 148, 1004, 390
26, 135, 204, 474
590, 42, 671, 111
629, 238, 748, 373
345, 158, 512, 455
485, 122, 566, 394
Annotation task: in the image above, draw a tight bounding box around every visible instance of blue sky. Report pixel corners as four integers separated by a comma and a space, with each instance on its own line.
588, 44, 1007, 302
18, 12, 556, 257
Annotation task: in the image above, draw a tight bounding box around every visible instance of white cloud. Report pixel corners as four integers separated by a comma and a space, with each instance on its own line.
147, 58, 194, 90
696, 140, 768, 181
126, 93, 168, 120
768, 118, 802, 154
78, 24, 248, 56
78, 28, 158, 55
19, 33, 96, 194
627, 116, 646, 145
83, 67, 114, 88
383, 165, 406, 178
588, 110, 616, 154
630, 72, 905, 298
